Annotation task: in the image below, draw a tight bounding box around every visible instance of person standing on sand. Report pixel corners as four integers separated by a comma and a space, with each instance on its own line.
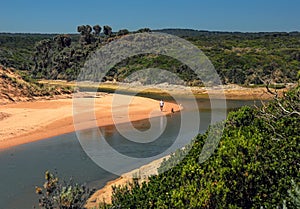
159, 99, 164, 111
171, 107, 175, 113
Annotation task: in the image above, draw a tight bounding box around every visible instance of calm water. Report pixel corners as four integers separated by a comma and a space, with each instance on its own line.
0, 99, 260, 209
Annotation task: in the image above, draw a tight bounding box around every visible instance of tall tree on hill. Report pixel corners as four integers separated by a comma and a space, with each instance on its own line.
77, 25, 93, 45
86, 25, 92, 34
77, 25, 86, 35
103, 25, 112, 37
93, 25, 102, 36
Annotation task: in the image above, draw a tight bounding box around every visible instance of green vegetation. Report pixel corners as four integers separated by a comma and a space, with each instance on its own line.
283, 180, 300, 208
32, 86, 299, 209
99, 86, 299, 208
159, 29, 300, 85
1, 29, 299, 85
35, 171, 95, 209
2, 27, 299, 208
0, 33, 55, 70
0, 66, 72, 104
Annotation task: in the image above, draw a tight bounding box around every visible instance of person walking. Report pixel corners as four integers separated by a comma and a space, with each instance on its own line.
159, 99, 164, 111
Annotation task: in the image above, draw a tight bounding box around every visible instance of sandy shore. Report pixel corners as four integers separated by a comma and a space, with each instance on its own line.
86, 155, 170, 207
0, 93, 180, 150
0, 82, 294, 207
40, 80, 296, 100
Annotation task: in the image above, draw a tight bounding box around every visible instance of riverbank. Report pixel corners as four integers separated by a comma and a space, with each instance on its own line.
86, 155, 170, 208
82, 83, 297, 208
0, 94, 180, 150
39, 80, 296, 100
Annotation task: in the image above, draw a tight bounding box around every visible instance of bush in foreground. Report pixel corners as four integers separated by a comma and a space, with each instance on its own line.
104, 86, 299, 208
35, 171, 95, 209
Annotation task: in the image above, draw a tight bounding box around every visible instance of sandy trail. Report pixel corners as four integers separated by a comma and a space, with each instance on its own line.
0, 94, 179, 150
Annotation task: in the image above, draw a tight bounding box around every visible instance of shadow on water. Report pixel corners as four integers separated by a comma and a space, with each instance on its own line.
0, 98, 262, 209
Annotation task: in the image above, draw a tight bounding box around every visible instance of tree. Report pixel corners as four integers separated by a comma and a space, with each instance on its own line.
137, 28, 151, 33
93, 25, 102, 36
85, 25, 92, 34
103, 25, 112, 36
53, 35, 71, 49
117, 29, 129, 36
77, 25, 86, 35
63, 35, 72, 47
77, 25, 93, 45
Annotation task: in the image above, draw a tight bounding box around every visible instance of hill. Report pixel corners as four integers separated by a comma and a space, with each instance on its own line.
0, 65, 71, 104
1, 28, 299, 86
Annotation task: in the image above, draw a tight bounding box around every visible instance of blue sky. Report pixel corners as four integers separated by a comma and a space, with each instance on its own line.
0, 0, 299, 33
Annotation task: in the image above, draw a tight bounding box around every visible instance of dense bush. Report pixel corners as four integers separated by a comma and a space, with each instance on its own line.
283, 180, 300, 209
102, 86, 299, 208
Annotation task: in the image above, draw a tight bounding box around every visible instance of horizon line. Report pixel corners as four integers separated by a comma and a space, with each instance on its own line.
0, 27, 299, 35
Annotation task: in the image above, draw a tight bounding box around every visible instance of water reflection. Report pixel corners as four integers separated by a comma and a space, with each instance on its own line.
160, 115, 164, 131
0, 99, 261, 209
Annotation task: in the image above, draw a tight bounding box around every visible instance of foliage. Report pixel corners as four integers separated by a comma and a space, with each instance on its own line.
1, 29, 300, 85
283, 180, 300, 209
35, 171, 95, 209
158, 29, 300, 85
93, 25, 102, 36
31, 24, 115, 81
136, 28, 152, 33
117, 29, 130, 36
101, 86, 300, 208
103, 25, 113, 37
0, 33, 56, 70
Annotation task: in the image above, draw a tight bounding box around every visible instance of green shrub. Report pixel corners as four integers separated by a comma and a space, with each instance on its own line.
35, 171, 95, 209
102, 86, 300, 208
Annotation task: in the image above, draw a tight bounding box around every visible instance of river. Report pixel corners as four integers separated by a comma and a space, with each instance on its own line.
0, 98, 261, 209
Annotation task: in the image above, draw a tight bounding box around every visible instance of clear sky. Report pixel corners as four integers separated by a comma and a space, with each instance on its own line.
0, 0, 299, 33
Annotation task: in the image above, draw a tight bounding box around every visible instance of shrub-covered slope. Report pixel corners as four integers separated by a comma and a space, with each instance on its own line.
105, 86, 300, 209
0, 65, 71, 104
1, 29, 300, 85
